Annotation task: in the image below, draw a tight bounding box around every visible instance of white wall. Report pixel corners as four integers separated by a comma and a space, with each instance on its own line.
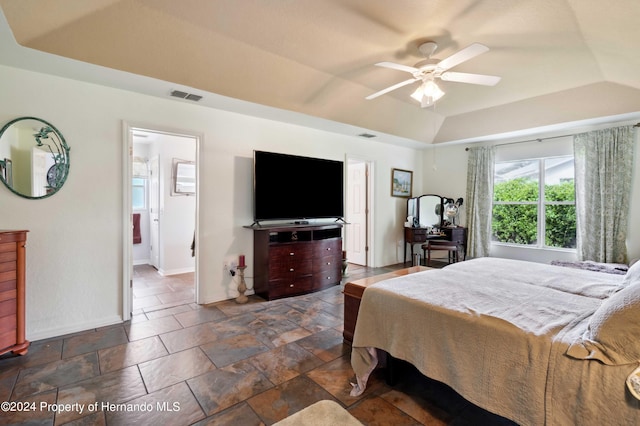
421, 129, 640, 263
152, 134, 196, 275
0, 64, 420, 341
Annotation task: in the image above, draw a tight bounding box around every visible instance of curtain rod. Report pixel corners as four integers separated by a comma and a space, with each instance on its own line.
465, 122, 640, 151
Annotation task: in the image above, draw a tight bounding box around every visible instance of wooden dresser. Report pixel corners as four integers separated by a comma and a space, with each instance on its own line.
250, 224, 343, 300
0, 230, 29, 356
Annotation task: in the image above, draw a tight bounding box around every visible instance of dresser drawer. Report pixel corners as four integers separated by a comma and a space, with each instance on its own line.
405, 228, 428, 243
312, 264, 341, 289
0, 270, 16, 283
0, 241, 17, 253
0, 298, 17, 317
269, 276, 313, 297
269, 244, 313, 260
443, 227, 467, 243
0, 329, 16, 353
0, 232, 24, 243
269, 259, 312, 280
312, 254, 341, 274
0, 250, 16, 263
313, 239, 341, 255
0, 313, 16, 334
0, 260, 16, 273
0, 288, 17, 302
0, 280, 16, 293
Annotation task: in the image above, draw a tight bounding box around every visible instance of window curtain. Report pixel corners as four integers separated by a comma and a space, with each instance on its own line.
573, 125, 635, 263
133, 157, 148, 178
465, 146, 495, 258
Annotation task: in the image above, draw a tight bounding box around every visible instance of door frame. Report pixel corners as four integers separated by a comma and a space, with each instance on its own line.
122, 121, 202, 320
345, 155, 374, 267
148, 155, 160, 270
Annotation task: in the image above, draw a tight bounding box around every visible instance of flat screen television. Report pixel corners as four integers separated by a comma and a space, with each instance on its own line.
253, 150, 344, 223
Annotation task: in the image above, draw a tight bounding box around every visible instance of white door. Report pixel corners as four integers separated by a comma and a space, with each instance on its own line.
149, 156, 160, 269
346, 159, 368, 265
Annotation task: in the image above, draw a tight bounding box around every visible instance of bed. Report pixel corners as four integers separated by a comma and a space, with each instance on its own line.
350, 257, 640, 426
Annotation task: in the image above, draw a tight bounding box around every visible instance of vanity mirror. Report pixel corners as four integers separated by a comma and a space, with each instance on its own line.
417, 194, 444, 228
172, 159, 195, 195
0, 117, 70, 199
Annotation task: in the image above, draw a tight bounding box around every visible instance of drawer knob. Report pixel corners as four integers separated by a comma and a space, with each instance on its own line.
289, 268, 294, 272
326, 247, 331, 251
326, 276, 331, 280
289, 284, 294, 288
326, 262, 331, 265
289, 252, 295, 256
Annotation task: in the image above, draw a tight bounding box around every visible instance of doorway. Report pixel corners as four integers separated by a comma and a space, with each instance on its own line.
345, 157, 373, 266
123, 123, 200, 320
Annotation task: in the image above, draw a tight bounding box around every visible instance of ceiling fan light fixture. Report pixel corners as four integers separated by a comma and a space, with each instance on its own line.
410, 80, 445, 105
410, 85, 424, 102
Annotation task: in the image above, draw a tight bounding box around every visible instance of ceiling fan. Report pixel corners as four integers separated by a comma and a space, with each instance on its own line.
365, 42, 501, 107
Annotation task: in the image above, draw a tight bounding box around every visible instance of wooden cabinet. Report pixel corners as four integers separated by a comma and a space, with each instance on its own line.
251, 224, 342, 300
0, 230, 29, 356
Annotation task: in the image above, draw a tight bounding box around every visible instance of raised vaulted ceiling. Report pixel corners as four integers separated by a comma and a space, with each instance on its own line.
1, 0, 639, 145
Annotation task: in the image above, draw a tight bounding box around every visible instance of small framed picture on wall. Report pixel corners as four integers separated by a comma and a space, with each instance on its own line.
391, 168, 412, 198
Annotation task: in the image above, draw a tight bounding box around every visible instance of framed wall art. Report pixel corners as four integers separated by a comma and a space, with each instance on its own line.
391, 168, 412, 198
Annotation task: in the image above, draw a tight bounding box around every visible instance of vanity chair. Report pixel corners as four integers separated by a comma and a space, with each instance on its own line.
423, 240, 461, 266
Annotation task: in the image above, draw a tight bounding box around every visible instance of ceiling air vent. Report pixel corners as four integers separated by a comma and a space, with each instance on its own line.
185, 93, 203, 102
170, 90, 203, 102
358, 133, 377, 138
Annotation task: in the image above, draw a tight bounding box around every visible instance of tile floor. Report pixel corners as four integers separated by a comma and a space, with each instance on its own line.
0, 262, 515, 425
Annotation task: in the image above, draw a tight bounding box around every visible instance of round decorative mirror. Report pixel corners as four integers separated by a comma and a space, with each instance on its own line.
0, 117, 70, 199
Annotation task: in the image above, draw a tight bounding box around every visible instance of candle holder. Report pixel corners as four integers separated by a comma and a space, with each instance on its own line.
235, 265, 248, 304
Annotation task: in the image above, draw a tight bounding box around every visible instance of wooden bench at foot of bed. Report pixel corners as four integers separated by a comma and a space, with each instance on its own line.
342, 266, 430, 343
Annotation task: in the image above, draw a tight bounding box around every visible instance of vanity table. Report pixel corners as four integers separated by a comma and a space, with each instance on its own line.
403, 194, 467, 264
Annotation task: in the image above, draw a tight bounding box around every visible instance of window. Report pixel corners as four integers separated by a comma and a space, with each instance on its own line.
132, 157, 148, 210
492, 156, 576, 249
132, 177, 146, 210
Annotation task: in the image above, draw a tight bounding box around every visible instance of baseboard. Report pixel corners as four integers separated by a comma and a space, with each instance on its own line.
158, 267, 195, 276
133, 258, 150, 266
27, 315, 123, 342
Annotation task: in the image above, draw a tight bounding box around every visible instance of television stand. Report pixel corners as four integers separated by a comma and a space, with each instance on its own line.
249, 223, 343, 300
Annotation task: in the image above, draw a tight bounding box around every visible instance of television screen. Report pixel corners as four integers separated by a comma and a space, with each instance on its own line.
254, 150, 344, 222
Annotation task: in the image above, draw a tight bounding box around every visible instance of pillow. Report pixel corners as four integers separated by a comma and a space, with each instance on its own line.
567, 280, 640, 365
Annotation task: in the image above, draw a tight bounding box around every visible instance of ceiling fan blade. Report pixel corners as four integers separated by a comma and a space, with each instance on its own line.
440, 71, 501, 86
437, 43, 489, 71
365, 78, 419, 100
375, 62, 419, 74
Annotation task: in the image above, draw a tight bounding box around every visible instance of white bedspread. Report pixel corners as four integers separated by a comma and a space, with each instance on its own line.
351, 257, 639, 425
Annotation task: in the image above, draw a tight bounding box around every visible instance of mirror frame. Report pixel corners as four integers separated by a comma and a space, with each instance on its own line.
407, 194, 456, 229
172, 158, 196, 195
0, 116, 70, 199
